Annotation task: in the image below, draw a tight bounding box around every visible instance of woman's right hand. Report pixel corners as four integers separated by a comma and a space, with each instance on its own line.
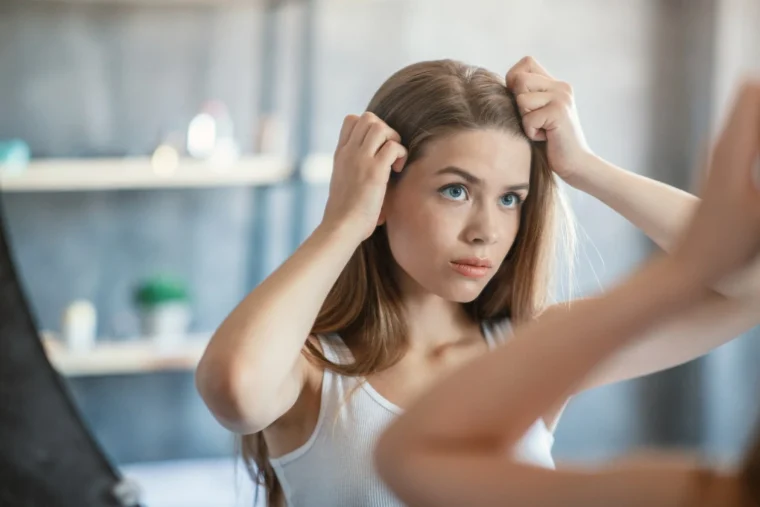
322, 112, 408, 242
674, 81, 760, 284
198, 111, 406, 434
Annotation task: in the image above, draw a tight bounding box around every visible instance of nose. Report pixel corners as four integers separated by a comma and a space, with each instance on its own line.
464, 202, 500, 246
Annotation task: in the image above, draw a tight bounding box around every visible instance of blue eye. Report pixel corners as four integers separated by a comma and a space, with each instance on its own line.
501, 193, 522, 208
439, 184, 468, 201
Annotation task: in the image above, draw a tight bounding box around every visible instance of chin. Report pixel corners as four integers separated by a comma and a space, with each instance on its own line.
435, 279, 487, 304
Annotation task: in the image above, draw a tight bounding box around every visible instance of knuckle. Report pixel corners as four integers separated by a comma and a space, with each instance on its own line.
556, 90, 572, 106
361, 111, 378, 123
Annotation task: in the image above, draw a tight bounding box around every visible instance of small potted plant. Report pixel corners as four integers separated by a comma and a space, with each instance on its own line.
135, 275, 191, 350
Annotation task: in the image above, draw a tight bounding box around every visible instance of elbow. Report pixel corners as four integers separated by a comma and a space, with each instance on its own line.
195, 352, 270, 434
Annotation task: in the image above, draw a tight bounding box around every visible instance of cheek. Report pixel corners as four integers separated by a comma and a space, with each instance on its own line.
386, 200, 522, 269
386, 202, 451, 268
500, 213, 522, 256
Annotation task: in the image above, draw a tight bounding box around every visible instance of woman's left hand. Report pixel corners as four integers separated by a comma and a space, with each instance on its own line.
673, 81, 760, 285
506, 56, 594, 182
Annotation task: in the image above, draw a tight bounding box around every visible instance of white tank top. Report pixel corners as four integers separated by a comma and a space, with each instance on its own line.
268, 319, 555, 507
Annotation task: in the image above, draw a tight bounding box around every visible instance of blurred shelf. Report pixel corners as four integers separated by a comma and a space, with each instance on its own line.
0, 156, 292, 192
42, 333, 211, 377
301, 153, 333, 183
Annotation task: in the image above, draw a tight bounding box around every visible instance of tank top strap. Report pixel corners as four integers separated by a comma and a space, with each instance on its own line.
316, 333, 355, 365
314, 333, 362, 414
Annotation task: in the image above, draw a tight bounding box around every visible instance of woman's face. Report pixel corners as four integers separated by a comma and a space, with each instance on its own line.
383, 128, 532, 303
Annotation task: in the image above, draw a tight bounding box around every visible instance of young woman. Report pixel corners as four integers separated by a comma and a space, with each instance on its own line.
374, 80, 760, 507
196, 56, 760, 506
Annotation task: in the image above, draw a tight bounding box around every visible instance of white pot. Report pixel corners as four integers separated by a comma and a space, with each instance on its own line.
140, 302, 190, 350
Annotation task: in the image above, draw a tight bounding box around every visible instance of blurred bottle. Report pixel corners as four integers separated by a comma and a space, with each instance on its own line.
187, 100, 239, 167
61, 300, 97, 353
0, 139, 30, 175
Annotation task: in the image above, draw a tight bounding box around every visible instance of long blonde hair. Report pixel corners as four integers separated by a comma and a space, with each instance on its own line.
242, 59, 568, 505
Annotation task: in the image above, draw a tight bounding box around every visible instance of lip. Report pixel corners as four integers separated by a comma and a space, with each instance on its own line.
452, 257, 493, 268
450, 258, 493, 279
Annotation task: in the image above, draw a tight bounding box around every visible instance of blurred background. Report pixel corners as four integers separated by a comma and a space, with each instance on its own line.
1, 0, 759, 505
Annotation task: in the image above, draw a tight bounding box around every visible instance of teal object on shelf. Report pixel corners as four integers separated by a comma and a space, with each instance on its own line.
0, 139, 30, 174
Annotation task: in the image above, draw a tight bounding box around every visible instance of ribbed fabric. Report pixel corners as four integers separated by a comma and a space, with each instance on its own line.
268, 319, 555, 507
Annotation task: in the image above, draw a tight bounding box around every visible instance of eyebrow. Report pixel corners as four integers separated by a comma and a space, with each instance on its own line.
435, 166, 530, 192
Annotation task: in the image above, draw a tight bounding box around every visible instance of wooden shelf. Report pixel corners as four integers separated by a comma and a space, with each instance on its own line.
0, 156, 292, 192
42, 333, 211, 377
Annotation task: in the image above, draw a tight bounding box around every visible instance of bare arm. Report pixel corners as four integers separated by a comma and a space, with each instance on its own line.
531, 160, 760, 427
380, 449, 714, 507
507, 56, 760, 299
566, 153, 697, 253
196, 113, 407, 434
507, 57, 759, 408
535, 288, 760, 431
375, 81, 760, 507
560, 289, 760, 394
195, 223, 360, 433
547, 155, 760, 399
569, 143, 760, 299
376, 257, 710, 507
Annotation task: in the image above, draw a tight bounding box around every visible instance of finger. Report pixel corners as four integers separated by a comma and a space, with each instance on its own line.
506, 56, 553, 86
363, 122, 402, 156
515, 92, 554, 115
720, 82, 760, 131
391, 153, 408, 173
376, 140, 408, 172
508, 71, 554, 94
714, 82, 760, 176
521, 105, 563, 141
725, 82, 760, 146
348, 112, 379, 147
337, 114, 360, 148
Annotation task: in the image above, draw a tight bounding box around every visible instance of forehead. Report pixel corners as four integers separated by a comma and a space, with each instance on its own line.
409, 129, 532, 183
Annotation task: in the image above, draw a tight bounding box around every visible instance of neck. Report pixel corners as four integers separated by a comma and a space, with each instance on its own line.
399, 286, 477, 352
